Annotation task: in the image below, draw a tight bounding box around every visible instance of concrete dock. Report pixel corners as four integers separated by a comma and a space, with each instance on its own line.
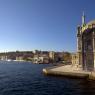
43, 65, 95, 80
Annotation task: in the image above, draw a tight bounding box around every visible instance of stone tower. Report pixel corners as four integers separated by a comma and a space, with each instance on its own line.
77, 13, 86, 66
77, 25, 82, 66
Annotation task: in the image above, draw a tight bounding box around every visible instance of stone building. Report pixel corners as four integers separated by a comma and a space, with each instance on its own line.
71, 53, 78, 66
72, 13, 95, 71
49, 51, 55, 62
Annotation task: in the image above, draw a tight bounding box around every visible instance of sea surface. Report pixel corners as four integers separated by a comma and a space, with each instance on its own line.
0, 61, 95, 95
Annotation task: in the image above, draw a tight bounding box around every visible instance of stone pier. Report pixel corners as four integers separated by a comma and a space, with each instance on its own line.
43, 65, 95, 80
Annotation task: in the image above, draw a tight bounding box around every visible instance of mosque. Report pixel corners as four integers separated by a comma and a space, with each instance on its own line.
72, 13, 95, 71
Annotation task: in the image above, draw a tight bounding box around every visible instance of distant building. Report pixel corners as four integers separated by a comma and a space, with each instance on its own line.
0, 56, 7, 61
33, 55, 40, 63
16, 56, 24, 61
49, 51, 55, 61
33, 55, 49, 64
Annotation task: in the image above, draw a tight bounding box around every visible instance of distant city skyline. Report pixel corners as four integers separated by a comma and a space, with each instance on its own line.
0, 0, 95, 52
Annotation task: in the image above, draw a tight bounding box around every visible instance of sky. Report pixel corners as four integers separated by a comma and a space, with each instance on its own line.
0, 0, 95, 52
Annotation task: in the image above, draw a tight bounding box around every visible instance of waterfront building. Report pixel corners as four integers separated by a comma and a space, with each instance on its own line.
72, 13, 95, 71
16, 56, 24, 61
0, 56, 8, 61
54, 52, 64, 62
49, 51, 56, 63
49, 51, 55, 59
33, 55, 40, 63
49, 51, 65, 63
33, 55, 49, 64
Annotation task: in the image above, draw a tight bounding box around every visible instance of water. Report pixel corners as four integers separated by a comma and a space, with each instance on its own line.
0, 61, 95, 95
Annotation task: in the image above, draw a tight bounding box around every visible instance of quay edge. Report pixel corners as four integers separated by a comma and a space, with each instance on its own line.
42, 65, 95, 80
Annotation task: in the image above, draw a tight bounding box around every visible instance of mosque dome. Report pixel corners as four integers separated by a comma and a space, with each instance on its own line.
87, 20, 95, 26
81, 20, 95, 32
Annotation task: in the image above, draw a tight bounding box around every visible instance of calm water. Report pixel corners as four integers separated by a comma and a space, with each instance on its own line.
0, 61, 95, 95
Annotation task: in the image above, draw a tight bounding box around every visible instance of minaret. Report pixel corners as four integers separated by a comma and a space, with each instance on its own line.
77, 25, 81, 52
82, 12, 85, 26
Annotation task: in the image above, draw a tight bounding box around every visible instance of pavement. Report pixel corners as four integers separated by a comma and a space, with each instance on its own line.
49, 65, 91, 74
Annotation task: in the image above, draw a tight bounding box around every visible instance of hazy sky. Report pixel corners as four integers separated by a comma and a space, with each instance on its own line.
0, 0, 95, 52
